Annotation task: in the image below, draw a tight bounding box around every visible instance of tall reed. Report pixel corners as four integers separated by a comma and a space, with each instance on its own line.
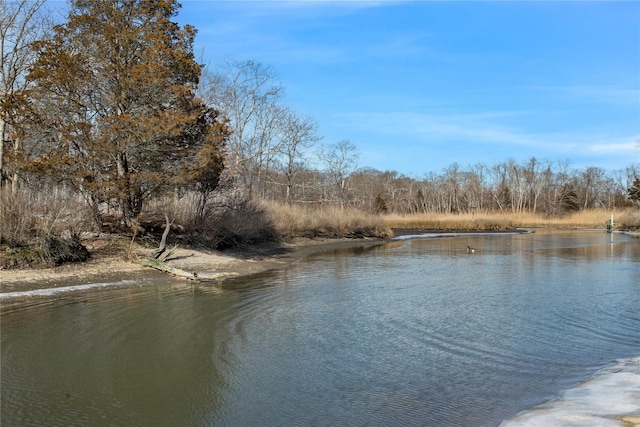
383, 208, 639, 231
260, 200, 393, 239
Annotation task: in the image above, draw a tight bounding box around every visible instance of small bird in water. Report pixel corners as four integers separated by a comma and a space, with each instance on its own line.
466, 245, 476, 254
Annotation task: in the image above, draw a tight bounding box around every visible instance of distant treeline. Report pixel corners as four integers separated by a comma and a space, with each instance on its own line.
257, 159, 640, 216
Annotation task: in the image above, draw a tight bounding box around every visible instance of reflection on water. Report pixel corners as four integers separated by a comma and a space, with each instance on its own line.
1, 231, 639, 426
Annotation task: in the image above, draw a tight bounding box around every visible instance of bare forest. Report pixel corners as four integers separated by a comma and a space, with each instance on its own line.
2, 0, 639, 268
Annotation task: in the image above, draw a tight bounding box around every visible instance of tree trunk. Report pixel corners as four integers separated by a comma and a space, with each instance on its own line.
286, 178, 291, 204
286, 160, 293, 204
138, 257, 231, 282
151, 215, 173, 260
11, 137, 21, 194
116, 152, 133, 226
0, 117, 5, 187
81, 190, 104, 232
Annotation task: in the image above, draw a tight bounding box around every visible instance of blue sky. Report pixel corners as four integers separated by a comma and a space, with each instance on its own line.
172, 1, 639, 176
46, 0, 639, 176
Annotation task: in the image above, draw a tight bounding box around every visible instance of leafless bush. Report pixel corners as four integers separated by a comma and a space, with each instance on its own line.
146, 188, 281, 249
616, 209, 640, 231
1, 188, 38, 247
1, 186, 92, 267
38, 235, 90, 265
207, 192, 281, 248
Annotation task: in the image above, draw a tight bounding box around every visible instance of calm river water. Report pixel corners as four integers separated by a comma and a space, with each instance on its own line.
1, 230, 639, 426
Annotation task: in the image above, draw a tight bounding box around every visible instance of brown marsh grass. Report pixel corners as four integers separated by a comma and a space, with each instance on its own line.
262, 202, 639, 239
261, 200, 393, 239
383, 208, 640, 232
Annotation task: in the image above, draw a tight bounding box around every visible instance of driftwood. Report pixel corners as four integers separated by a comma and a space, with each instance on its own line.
137, 257, 230, 282
138, 214, 230, 282
150, 214, 175, 261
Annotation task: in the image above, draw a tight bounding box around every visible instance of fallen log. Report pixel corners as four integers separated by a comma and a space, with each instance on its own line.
137, 257, 232, 281
138, 214, 232, 282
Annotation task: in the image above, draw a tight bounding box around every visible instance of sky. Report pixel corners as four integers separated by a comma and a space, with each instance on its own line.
49, 0, 640, 176
171, 0, 639, 176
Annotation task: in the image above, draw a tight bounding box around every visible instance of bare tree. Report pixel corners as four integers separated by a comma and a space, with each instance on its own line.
201, 59, 283, 187
578, 166, 606, 209
523, 157, 548, 213
319, 140, 360, 210
0, 0, 50, 190
442, 163, 462, 213
469, 163, 487, 211
506, 159, 526, 212
247, 102, 288, 197
278, 109, 320, 203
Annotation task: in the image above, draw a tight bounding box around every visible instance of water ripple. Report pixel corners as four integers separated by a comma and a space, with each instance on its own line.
2, 231, 639, 427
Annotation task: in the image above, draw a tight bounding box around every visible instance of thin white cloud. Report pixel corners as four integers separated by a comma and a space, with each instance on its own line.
588, 139, 640, 154
339, 110, 639, 157
536, 85, 640, 106
193, 21, 432, 67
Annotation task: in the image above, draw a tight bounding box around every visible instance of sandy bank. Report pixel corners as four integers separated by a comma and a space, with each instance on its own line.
0, 237, 388, 295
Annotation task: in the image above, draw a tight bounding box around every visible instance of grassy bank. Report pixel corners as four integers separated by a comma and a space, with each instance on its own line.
382, 208, 640, 231
260, 200, 394, 239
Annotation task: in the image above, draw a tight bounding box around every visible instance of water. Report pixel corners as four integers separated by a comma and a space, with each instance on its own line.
1, 230, 639, 426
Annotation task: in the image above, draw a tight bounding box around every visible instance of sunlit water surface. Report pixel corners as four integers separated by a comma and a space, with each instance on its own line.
1, 230, 639, 426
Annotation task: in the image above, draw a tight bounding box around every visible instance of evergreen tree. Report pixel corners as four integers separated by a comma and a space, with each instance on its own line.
560, 183, 580, 212
627, 177, 640, 206
11, 0, 227, 227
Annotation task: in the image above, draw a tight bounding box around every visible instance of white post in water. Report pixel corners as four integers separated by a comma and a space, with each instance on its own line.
607, 213, 614, 233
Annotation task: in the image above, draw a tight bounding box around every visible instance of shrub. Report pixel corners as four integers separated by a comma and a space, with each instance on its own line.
0, 188, 38, 247
616, 209, 640, 231
146, 189, 281, 249
0, 187, 92, 268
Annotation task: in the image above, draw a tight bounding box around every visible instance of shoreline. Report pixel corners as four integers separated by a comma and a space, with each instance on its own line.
2, 227, 636, 296
0, 228, 529, 295
2, 227, 637, 297
0, 236, 389, 297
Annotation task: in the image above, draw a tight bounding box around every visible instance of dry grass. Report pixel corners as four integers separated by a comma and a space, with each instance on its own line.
146, 191, 281, 249
383, 212, 513, 231
1, 187, 93, 245
383, 208, 640, 231
260, 200, 393, 239
0, 187, 92, 267
615, 209, 640, 231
